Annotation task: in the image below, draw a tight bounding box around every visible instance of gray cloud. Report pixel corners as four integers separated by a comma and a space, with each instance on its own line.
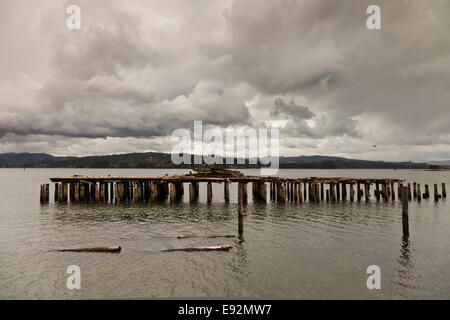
0, 0, 449, 161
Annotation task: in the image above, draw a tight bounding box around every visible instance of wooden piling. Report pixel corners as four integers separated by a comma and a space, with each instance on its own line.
424, 184, 429, 199
391, 182, 395, 200
170, 183, 177, 203
150, 183, 157, 201
298, 183, 303, 203
364, 183, 369, 202
342, 183, 346, 201
402, 186, 409, 236
417, 183, 421, 202
357, 182, 361, 201
442, 183, 446, 198
207, 182, 212, 204
243, 183, 248, 204
407, 183, 412, 201
349, 183, 354, 202
189, 183, 196, 203
413, 182, 417, 199
434, 184, 439, 202
238, 183, 244, 235
336, 182, 341, 201
303, 182, 307, 200
224, 181, 230, 203
320, 183, 324, 201
54, 183, 59, 202
375, 182, 380, 201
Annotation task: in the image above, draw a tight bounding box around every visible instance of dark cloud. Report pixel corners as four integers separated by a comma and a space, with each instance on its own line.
0, 0, 449, 161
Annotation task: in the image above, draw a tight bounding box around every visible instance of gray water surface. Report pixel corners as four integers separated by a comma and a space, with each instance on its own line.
0, 168, 449, 299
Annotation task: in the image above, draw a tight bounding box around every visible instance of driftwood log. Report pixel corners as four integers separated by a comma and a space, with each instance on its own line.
56, 246, 121, 253
175, 235, 235, 239
162, 245, 232, 252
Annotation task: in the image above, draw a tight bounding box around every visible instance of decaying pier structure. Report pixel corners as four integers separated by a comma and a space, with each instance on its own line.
39, 168, 447, 205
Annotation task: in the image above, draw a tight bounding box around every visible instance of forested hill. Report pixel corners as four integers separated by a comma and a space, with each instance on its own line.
0, 152, 431, 169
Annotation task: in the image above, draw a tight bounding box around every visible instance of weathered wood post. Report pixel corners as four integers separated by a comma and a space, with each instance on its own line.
375, 183, 380, 201
189, 183, 196, 203
42, 183, 49, 202
69, 183, 75, 202
94, 182, 100, 202
114, 183, 119, 203
434, 184, 439, 202
279, 183, 286, 203
407, 183, 412, 201
110, 182, 114, 202
331, 183, 336, 202
269, 182, 272, 201
402, 186, 409, 236
207, 182, 213, 204
383, 183, 389, 201
54, 183, 59, 202
170, 183, 177, 203
287, 183, 291, 202
150, 183, 157, 201
243, 183, 248, 204
40, 185, 45, 203
298, 183, 303, 203
417, 184, 421, 202
413, 182, 417, 199
238, 182, 244, 235
357, 182, 361, 201
303, 182, 307, 200
364, 182, 370, 202
320, 183, 324, 201
57, 183, 63, 202
391, 182, 395, 200
442, 183, 446, 198
424, 184, 429, 199
342, 183, 346, 200
349, 183, 354, 202
224, 181, 230, 203
336, 183, 340, 201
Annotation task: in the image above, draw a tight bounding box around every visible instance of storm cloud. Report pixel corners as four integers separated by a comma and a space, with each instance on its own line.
0, 0, 449, 161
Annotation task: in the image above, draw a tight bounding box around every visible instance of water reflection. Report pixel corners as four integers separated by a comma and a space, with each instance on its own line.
396, 234, 417, 290
230, 235, 249, 283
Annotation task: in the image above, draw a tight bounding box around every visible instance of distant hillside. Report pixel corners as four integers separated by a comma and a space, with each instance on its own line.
0, 153, 54, 167
0, 152, 430, 169
428, 160, 450, 167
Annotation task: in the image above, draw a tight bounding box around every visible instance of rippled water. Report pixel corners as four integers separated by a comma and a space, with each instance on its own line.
0, 168, 449, 299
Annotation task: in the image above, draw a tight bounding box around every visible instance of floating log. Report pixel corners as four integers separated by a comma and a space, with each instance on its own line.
175, 235, 235, 239
57, 246, 121, 253
162, 245, 232, 252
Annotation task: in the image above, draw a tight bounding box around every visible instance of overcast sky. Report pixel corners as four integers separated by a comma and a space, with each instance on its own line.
1, 0, 449, 161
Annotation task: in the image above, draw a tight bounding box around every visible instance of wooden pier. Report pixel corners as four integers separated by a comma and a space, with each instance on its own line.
39, 169, 446, 205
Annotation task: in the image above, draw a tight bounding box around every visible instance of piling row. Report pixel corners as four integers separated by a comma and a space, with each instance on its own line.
42, 176, 447, 205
